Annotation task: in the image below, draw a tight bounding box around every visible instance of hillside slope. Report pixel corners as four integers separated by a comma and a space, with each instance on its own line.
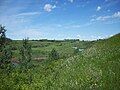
82, 33, 120, 58
29, 33, 120, 89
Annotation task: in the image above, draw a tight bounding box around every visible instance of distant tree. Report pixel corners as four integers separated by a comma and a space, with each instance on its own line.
0, 25, 12, 72
0, 25, 6, 47
49, 48, 59, 60
19, 38, 32, 70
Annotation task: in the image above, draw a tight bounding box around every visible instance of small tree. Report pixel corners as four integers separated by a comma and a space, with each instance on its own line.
18, 38, 33, 84
19, 38, 32, 70
0, 25, 6, 47
49, 48, 59, 60
0, 25, 12, 72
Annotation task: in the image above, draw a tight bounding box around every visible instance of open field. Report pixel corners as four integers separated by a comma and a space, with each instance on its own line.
12, 40, 93, 61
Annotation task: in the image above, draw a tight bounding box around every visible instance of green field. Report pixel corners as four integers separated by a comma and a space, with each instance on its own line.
0, 34, 120, 90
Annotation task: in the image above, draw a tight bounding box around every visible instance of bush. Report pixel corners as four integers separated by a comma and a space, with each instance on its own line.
74, 48, 79, 54
0, 25, 13, 72
49, 48, 59, 60
19, 38, 33, 70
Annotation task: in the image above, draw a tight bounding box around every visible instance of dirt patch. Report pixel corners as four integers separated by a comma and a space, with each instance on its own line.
34, 57, 46, 62
11, 57, 20, 64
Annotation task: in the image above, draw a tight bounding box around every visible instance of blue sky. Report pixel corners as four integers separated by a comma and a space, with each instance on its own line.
0, 0, 120, 40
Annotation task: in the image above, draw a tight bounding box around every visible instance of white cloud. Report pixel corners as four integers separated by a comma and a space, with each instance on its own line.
96, 16, 111, 21
44, 4, 56, 12
91, 11, 120, 21
104, 0, 119, 8
63, 22, 93, 29
16, 12, 40, 16
113, 11, 120, 18
68, 0, 74, 3
9, 29, 42, 39
52, 5, 56, 9
90, 35, 104, 40
77, 35, 81, 39
97, 6, 101, 11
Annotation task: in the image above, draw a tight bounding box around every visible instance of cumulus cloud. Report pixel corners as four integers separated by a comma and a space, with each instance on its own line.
91, 11, 120, 21
97, 6, 101, 11
113, 11, 120, 17
44, 4, 56, 12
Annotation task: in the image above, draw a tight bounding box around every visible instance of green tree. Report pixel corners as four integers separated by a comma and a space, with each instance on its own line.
0, 25, 6, 47
19, 38, 32, 70
18, 38, 33, 84
49, 48, 59, 60
0, 25, 12, 72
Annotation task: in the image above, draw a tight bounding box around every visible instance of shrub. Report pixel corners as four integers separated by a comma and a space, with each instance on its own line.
0, 25, 13, 73
49, 48, 59, 60
19, 38, 33, 70
74, 48, 79, 54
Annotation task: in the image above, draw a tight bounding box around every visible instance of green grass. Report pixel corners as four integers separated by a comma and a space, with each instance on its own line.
12, 40, 91, 59
0, 34, 120, 90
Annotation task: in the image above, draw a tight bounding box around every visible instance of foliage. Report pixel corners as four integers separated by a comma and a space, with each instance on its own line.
0, 31, 120, 89
49, 48, 59, 60
74, 48, 79, 54
0, 25, 6, 47
19, 38, 33, 70
0, 25, 12, 72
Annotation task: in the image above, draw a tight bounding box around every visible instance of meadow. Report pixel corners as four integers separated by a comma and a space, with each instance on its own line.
0, 33, 120, 90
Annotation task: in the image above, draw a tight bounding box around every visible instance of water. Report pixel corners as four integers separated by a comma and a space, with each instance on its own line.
73, 47, 84, 51
79, 49, 84, 51
72, 47, 78, 49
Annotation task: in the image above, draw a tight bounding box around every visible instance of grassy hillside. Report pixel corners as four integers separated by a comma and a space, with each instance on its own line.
0, 34, 120, 90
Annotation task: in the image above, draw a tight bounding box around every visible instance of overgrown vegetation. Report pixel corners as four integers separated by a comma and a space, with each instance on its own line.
19, 38, 33, 70
0, 25, 13, 73
49, 48, 59, 60
0, 25, 120, 89
0, 26, 34, 89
